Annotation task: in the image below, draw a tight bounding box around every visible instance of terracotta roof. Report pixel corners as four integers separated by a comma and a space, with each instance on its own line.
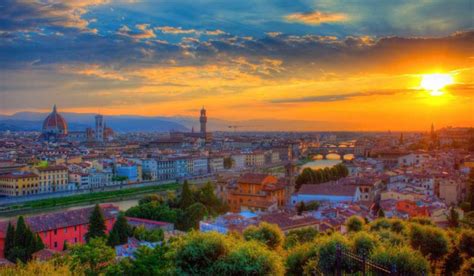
0, 171, 38, 179
297, 182, 358, 197
238, 173, 275, 184
126, 217, 173, 230
36, 165, 67, 172
0, 204, 119, 237
259, 212, 319, 231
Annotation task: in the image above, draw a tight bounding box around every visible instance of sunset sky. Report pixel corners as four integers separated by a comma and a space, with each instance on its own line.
0, 0, 473, 131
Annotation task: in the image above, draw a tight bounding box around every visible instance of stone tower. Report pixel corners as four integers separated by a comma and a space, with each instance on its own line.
95, 114, 104, 142
199, 107, 207, 135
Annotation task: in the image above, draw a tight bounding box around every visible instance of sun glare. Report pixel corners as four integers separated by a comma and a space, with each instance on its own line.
420, 73, 454, 96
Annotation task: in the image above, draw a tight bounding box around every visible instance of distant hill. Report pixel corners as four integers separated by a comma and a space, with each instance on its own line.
0, 112, 188, 133
0, 111, 357, 132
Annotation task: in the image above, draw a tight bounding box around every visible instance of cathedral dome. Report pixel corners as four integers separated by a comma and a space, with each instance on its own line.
42, 105, 68, 135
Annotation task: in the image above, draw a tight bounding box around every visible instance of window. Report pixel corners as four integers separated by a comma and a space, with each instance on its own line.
74, 226, 77, 231
74, 238, 77, 243
54, 242, 58, 248
54, 229, 57, 235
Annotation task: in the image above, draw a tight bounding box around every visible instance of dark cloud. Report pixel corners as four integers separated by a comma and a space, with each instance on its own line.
271, 89, 411, 103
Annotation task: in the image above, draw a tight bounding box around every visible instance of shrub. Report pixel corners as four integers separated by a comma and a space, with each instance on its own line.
315, 233, 352, 274
243, 222, 284, 250
173, 231, 229, 275
284, 227, 318, 249
213, 241, 284, 276
346, 216, 364, 232
352, 232, 379, 257
371, 246, 430, 275
285, 243, 319, 276
459, 229, 474, 257
409, 224, 449, 262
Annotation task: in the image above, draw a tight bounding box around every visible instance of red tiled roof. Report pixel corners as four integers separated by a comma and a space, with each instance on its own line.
0, 172, 38, 180
125, 217, 173, 230
259, 212, 319, 231
36, 165, 67, 172
238, 173, 275, 184
297, 182, 358, 197
0, 204, 119, 237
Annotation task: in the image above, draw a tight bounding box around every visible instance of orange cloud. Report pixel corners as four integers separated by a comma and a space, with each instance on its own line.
285, 11, 349, 25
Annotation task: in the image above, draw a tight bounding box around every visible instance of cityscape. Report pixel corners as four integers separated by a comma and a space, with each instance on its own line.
0, 1, 473, 275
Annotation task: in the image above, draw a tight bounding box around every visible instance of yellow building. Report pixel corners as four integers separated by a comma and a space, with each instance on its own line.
34, 165, 69, 193
0, 171, 40, 196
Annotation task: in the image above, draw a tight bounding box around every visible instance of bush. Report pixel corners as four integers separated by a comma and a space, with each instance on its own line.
389, 219, 405, 233
125, 201, 179, 223
285, 243, 319, 276
459, 229, 474, 257
352, 232, 379, 257
346, 216, 364, 232
371, 246, 429, 274
284, 227, 318, 249
369, 218, 391, 232
460, 258, 474, 275
173, 231, 229, 275
315, 233, 352, 274
243, 222, 284, 250
375, 230, 405, 246
213, 241, 284, 276
409, 224, 449, 262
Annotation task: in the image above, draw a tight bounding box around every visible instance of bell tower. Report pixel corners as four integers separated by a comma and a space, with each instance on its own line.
199, 107, 207, 135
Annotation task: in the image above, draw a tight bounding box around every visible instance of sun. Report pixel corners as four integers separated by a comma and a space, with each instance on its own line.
420, 73, 454, 96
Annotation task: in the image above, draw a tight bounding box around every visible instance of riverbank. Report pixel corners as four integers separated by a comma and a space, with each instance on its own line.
0, 183, 179, 218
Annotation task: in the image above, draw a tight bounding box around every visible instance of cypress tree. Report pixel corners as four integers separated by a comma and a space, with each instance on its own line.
377, 208, 385, 218
107, 214, 130, 247
4, 223, 15, 260
85, 204, 107, 242
179, 181, 195, 209
14, 216, 28, 247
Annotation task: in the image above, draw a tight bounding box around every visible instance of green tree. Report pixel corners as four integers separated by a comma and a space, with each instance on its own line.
443, 240, 463, 275
223, 157, 234, 169
4, 222, 15, 260
459, 229, 474, 257
107, 214, 130, 247
7, 216, 43, 263
138, 194, 164, 205
284, 227, 318, 249
346, 216, 364, 232
213, 241, 284, 276
285, 243, 319, 276
179, 181, 195, 210
409, 224, 449, 263
243, 222, 284, 250
178, 202, 208, 231
296, 201, 305, 215
316, 233, 352, 274
125, 201, 179, 223
70, 238, 115, 276
377, 208, 385, 218
173, 231, 229, 275
371, 245, 429, 275
132, 226, 164, 242
85, 205, 107, 242
352, 232, 378, 257
107, 244, 173, 276
197, 182, 226, 215
447, 206, 460, 228
460, 258, 474, 275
